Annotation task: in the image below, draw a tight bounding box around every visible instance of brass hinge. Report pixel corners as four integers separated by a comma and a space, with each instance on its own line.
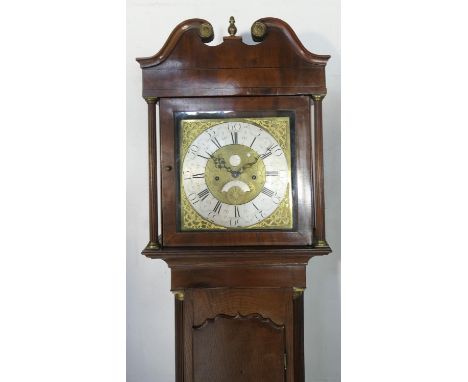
284, 353, 287, 370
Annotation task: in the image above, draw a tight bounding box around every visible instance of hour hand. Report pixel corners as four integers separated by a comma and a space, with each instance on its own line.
212, 155, 233, 173
240, 156, 259, 171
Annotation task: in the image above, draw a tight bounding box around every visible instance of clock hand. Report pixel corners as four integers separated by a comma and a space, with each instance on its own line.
240, 156, 259, 172
212, 155, 233, 173
212, 154, 258, 177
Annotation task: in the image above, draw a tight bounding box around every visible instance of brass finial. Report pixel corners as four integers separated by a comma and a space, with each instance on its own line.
199, 22, 214, 41
251, 21, 267, 41
228, 16, 237, 36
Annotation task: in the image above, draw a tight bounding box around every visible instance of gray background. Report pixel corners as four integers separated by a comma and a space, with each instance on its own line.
127, 1, 340, 381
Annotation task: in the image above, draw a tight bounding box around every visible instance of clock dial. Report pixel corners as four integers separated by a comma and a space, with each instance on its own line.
181, 120, 291, 229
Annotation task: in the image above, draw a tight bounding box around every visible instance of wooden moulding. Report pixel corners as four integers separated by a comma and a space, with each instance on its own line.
142, 246, 331, 265
143, 246, 330, 289
136, 17, 330, 98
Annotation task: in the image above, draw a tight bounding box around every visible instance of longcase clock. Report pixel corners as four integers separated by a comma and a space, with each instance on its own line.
136, 16, 332, 382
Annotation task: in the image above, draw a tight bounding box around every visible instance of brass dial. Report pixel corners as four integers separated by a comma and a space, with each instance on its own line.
180, 118, 293, 230
205, 144, 266, 205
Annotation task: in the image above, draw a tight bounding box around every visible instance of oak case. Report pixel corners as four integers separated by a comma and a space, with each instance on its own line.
137, 17, 332, 382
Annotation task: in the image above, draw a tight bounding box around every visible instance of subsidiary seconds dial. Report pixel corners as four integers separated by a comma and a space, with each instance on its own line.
181, 121, 290, 228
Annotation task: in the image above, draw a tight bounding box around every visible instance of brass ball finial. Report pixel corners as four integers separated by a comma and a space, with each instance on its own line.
251, 21, 267, 41
228, 16, 237, 36
199, 22, 214, 42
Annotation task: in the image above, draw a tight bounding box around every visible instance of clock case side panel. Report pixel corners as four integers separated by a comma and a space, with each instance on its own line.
159, 96, 313, 247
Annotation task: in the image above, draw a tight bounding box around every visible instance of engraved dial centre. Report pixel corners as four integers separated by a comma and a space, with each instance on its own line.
205, 144, 266, 205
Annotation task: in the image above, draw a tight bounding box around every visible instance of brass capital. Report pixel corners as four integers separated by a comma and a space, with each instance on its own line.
144, 96, 158, 104
312, 94, 326, 102
293, 287, 305, 299
172, 290, 185, 301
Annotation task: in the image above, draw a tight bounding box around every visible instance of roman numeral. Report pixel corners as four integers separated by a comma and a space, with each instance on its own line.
268, 144, 279, 151
249, 137, 257, 148
211, 137, 222, 149
197, 153, 211, 160
266, 171, 279, 176
259, 151, 272, 160
192, 173, 205, 178
197, 188, 210, 201
252, 202, 260, 211
213, 200, 222, 214
234, 205, 240, 218
261, 187, 275, 198
231, 132, 238, 144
